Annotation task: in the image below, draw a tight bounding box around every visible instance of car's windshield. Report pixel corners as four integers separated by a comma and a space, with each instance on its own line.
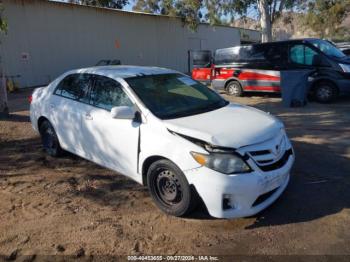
125, 73, 228, 120
309, 39, 345, 58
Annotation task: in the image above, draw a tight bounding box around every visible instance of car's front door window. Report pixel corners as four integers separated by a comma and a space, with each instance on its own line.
90, 76, 133, 111
290, 44, 318, 66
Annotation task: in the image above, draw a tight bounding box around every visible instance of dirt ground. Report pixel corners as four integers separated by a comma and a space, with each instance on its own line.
1, 89, 350, 259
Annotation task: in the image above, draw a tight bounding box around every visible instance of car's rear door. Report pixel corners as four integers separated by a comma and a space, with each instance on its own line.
49, 73, 93, 155
81, 75, 140, 177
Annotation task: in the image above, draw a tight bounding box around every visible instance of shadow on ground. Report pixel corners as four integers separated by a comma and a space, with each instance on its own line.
247, 139, 350, 229
1, 132, 349, 228
0, 114, 30, 123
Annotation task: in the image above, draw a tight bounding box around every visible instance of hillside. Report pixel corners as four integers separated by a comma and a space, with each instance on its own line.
232, 12, 350, 41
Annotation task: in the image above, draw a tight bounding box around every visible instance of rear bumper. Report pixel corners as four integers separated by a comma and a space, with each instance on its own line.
185, 151, 294, 219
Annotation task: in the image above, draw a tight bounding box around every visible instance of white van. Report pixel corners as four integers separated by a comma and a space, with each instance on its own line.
30, 66, 294, 218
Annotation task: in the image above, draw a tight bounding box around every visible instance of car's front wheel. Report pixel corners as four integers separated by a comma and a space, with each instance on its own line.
147, 159, 197, 217
314, 81, 338, 103
39, 120, 63, 157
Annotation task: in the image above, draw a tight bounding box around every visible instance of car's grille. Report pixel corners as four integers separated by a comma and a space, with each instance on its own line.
258, 149, 293, 172
250, 150, 270, 156
245, 133, 293, 172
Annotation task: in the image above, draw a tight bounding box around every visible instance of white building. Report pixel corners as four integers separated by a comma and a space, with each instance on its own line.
0, 0, 261, 87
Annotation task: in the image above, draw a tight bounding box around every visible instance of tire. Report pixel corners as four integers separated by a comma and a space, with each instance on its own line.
226, 81, 243, 97
147, 159, 197, 217
39, 120, 63, 157
313, 81, 338, 103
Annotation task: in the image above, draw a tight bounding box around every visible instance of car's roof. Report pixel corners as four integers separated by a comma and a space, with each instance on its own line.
216, 38, 323, 52
69, 65, 179, 79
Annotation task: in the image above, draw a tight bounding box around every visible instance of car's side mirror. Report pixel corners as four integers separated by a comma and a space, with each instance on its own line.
110, 106, 135, 119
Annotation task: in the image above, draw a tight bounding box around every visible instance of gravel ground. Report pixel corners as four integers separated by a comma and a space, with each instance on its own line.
0, 89, 350, 260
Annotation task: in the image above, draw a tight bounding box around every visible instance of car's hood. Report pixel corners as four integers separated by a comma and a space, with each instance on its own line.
331, 55, 350, 63
163, 103, 283, 149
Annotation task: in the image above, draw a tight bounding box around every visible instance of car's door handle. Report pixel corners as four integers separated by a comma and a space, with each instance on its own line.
85, 113, 93, 120
49, 103, 55, 109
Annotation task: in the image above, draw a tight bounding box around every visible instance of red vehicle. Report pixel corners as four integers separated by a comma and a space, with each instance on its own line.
192, 43, 282, 96
189, 50, 213, 84
191, 45, 281, 96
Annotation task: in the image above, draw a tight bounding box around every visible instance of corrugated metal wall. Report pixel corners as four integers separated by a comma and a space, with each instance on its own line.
0, 0, 261, 87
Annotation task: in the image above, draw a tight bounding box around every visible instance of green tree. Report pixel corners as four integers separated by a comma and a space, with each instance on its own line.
304, 0, 350, 39
0, 14, 6, 33
132, 0, 304, 41
217, 0, 305, 42
69, 0, 129, 9
132, 0, 162, 13
174, 0, 203, 30
132, 0, 203, 30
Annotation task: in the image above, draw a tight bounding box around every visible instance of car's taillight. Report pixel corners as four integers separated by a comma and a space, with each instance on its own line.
28, 95, 33, 104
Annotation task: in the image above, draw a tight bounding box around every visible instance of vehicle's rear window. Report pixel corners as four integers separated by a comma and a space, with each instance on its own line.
214, 45, 267, 64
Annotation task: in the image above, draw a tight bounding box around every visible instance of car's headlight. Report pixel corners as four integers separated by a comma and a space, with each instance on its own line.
339, 63, 350, 72
190, 152, 251, 174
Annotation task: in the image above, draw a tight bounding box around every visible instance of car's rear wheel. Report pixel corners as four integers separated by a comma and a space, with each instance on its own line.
39, 120, 63, 157
226, 81, 243, 97
314, 81, 338, 103
147, 159, 197, 217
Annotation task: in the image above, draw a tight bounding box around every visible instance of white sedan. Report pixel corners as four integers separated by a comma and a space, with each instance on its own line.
30, 66, 294, 218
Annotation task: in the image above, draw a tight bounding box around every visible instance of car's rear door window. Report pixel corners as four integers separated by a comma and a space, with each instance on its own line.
55, 73, 92, 102
90, 75, 132, 111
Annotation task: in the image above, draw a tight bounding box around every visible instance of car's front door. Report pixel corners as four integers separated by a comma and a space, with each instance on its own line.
81, 75, 140, 178
288, 43, 320, 69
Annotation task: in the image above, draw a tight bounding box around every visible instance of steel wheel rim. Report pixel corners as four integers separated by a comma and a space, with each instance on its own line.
317, 86, 332, 100
228, 83, 240, 95
42, 125, 56, 151
155, 169, 182, 206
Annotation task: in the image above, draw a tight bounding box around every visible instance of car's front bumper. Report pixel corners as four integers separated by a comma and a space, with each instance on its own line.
337, 78, 350, 95
185, 151, 294, 219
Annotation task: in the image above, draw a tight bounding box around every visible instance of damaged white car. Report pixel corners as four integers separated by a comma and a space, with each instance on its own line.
30, 66, 294, 218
